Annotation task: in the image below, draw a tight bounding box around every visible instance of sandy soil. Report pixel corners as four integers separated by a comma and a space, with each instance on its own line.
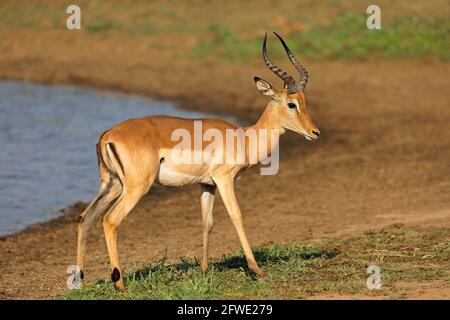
0, 30, 449, 299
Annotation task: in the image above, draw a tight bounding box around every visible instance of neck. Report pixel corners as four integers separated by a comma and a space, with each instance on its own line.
242, 102, 285, 167
249, 101, 284, 132
249, 101, 281, 129
244, 101, 282, 132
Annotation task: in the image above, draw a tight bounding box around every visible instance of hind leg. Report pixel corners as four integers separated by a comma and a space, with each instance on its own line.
97, 137, 160, 290
76, 177, 121, 284
102, 182, 151, 291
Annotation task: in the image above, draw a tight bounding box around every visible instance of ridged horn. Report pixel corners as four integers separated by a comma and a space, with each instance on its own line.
262, 33, 297, 94
273, 32, 309, 92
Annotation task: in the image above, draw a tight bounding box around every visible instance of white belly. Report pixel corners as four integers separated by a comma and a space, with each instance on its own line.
155, 162, 214, 187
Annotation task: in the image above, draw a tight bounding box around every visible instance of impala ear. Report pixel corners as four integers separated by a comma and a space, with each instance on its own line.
254, 76, 275, 97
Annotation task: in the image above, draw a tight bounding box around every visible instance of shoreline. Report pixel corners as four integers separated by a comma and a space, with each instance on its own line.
0, 202, 86, 241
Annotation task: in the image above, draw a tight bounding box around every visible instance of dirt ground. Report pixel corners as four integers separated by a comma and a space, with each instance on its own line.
0, 25, 450, 299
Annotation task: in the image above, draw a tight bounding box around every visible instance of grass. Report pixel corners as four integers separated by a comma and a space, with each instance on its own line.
63, 225, 450, 300
189, 14, 450, 62
300, 14, 450, 60
0, 1, 448, 61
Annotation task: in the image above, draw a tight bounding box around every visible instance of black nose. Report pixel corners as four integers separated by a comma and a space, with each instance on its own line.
312, 130, 320, 137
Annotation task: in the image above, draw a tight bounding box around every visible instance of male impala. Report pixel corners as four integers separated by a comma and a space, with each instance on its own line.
76, 32, 320, 290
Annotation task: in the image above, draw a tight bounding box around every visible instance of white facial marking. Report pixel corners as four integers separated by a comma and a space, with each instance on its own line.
287, 100, 300, 112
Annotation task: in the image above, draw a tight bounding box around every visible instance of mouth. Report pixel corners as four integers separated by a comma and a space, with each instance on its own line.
284, 126, 319, 141
302, 132, 318, 141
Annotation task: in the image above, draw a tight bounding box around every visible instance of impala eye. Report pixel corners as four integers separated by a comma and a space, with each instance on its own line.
287, 102, 297, 109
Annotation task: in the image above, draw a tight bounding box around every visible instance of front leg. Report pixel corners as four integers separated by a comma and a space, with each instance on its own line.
213, 175, 265, 277
200, 184, 216, 272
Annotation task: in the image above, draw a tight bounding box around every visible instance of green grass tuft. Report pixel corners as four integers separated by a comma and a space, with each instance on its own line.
190, 14, 450, 62
62, 225, 450, 300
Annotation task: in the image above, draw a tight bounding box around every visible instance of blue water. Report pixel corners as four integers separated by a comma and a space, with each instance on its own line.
0, 81, 217, 236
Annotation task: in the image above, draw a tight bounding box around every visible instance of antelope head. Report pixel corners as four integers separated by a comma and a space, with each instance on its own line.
254, 32, 320, 141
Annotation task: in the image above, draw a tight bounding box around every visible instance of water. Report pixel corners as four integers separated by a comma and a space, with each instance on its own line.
0, 81, 217, 236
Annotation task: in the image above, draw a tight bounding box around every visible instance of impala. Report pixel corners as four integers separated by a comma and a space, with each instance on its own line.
76, 32, 320, 290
